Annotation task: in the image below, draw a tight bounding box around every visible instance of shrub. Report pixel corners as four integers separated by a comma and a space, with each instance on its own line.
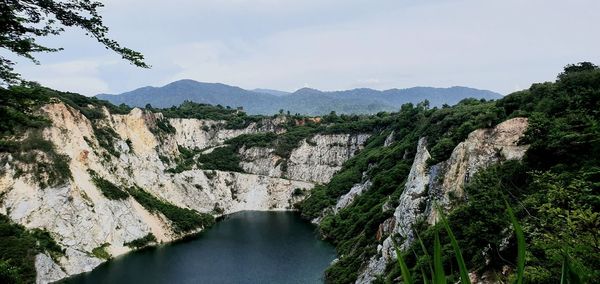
91, 243, 111, 260
127, 186, 215, 234
0, 214, 63, 283
88, 170, 129, 200
124, 233, 157, 249
196, 146, 243, 172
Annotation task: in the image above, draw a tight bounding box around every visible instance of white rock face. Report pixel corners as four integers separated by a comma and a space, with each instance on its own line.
355, 118, 529, 284
35, 254, 67, 284
287, 134, 370, 184
169, 115, 288, 150
0, 104, 364, 283
238, 133, 370, 184
239, 147, 284, 177
384, 131, 395, 147
334, 179, 372, 213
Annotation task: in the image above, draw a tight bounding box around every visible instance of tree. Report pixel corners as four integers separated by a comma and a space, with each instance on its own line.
0, 0, 149, 85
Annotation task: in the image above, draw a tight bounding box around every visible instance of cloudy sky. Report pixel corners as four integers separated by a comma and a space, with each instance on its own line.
4, 0, 600, 96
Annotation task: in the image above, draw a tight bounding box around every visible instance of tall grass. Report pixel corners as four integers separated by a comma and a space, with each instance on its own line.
505, 200, 525, 284
394, 203, 532, 284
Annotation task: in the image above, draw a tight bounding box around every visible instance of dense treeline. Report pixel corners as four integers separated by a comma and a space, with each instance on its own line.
0, 215, 64, 283
298, 63, 600, 283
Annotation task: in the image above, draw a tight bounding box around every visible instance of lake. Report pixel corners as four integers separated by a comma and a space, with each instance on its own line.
61, 211, 336, 284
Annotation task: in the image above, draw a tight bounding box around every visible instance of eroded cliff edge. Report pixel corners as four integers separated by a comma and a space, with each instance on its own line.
355, 118, 529, 283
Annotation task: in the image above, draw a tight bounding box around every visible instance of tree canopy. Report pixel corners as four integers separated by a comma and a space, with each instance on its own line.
0, 0, 148, 85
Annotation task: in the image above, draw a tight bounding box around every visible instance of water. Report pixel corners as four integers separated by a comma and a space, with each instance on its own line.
62, 211, 336, 284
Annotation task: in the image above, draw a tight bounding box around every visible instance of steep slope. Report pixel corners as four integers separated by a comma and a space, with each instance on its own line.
356, 118, 529, 283
297, 63, 600, 283
97, 80, 502, 115
0, 88, 372, 283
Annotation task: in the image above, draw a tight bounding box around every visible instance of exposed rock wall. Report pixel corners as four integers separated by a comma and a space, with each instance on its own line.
287, 134, 370, 184
355, 118, 529, 284
238, 133, 371, 184
0, 104, 366, 283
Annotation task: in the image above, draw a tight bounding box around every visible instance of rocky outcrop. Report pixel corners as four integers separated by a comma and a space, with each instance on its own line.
355, 118, 529, 283
238, 133, 371, 184
169, 115, 287, 150
0, 103, 367, 283
334, 171, 372, 213
287, 134, 370, 184
238, 147, 284, 177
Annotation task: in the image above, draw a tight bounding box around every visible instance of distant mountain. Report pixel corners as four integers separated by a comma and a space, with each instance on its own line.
96, 79, 502, 115
252, 88, 291, 97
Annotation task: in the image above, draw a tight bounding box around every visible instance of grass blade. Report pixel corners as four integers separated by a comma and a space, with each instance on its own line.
437, 205, 470, 284
415, 229, 435, 281
560, 256, 568, 284
392, 239, 414, 284
561, 254, 583, 284
433, 230, 445, 284
505, 201, 525, 284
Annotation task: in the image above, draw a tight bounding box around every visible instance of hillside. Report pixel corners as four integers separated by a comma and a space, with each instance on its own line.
0, 63, 598, 283
96, 80, 502, 115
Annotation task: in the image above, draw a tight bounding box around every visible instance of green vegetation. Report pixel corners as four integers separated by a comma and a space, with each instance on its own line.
152, 101, 264, 129
91, 243, 111, 260
0, 86, 131, 187
88, 170, 129, 200
0, 214, 64, 284
2, 0, 147, 84
124, 233, 157, 249
394, 205, 525, 284
298, 62, 600, 283
126, 186, 215, 234
92, 125, 121, 158
196, 146, 243, 172
166, 146, 201, 174
0, 130, 72, 188
152, 117, 176, 135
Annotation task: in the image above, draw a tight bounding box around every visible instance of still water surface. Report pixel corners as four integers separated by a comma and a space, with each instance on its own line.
62, 211, 336, 284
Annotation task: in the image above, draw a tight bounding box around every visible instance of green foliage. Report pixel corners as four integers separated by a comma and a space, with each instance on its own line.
0, 214, 63, 284
92, 125, 121, 157
196, 146, 243, 172
124, 233, 157, 249
506, 201, 525, 284
150, 117, 176, 136
301, 62, 600, 283
437, 206, 470, 284
420, 98, 503, 164
1, 0, 147, 84
393, 239, 414, 284
1, 130, 72, 188
91, 243, 111, 260
227, 133, 278, 149
433, 231, 445, 283
126, 186, 215, 234
156, 101, 263, 129
0, 86, 51, 137
88, 170, 129, 200
166, 146, 202, 173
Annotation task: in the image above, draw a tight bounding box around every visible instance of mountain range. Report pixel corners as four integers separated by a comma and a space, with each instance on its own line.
96, 79, 502, 115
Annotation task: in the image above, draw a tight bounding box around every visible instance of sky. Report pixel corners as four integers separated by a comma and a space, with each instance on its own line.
3, 0, 600, 96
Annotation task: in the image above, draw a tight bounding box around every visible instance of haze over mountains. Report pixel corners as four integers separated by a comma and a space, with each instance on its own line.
96, 79, 502, 115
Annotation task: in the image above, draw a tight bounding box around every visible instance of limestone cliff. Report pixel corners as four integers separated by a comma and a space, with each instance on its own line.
0, 103, 366, 283
354, 117, 529, 284
238, 133, 370, 184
